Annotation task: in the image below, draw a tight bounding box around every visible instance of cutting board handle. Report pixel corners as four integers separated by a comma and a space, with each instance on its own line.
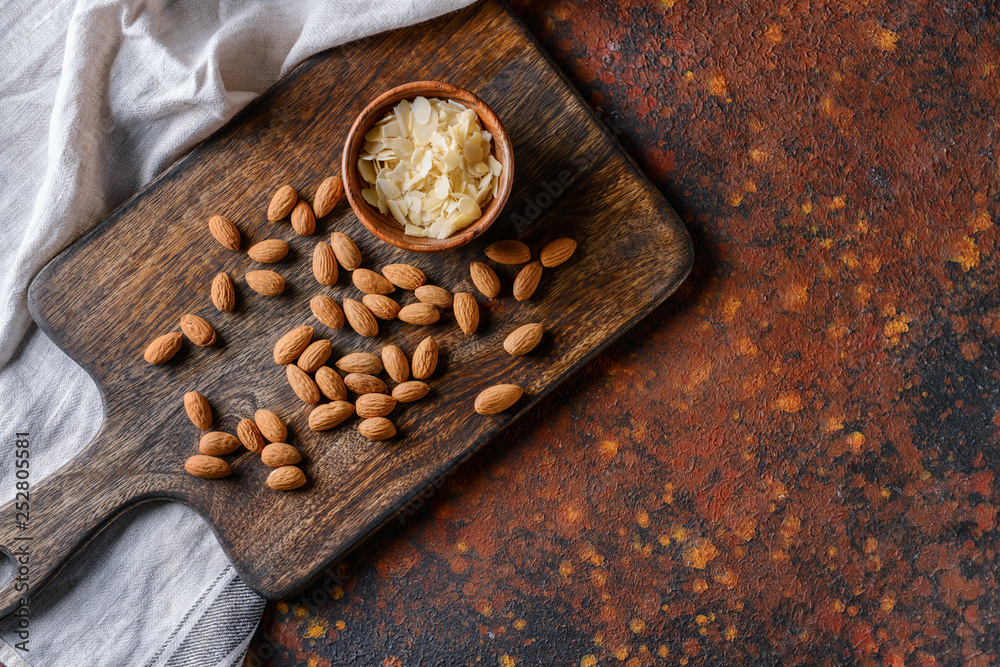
0, 428, 148, 618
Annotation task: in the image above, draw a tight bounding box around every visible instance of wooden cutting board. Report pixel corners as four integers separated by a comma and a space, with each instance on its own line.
0, 0, 691, 613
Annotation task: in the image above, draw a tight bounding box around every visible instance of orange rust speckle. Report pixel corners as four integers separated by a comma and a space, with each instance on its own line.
970, 210, 992, 232
693, 578, 709, 593
950, 236, 979, 271
714, 568, 739, 588
613, 646, 629, 660
560, 560, 574, 577
738, 336, 759, 357
330, 585, 344, 600
695, 614, 709, 626
881, 595, 895, 613
864, 537, 879, 553
708, 73, 727, 97
771, 549, 791, 563
847, 431, 866, 454
335, 620, 345, 630
724, 626, 738, 641
883, 314, 912, 346
829, 195, 846, 210
657, 534, 671, 546
728, 192, 744, 207
514, 619, 527, 631
734, 517, 756, 541
294, 604, 308, 618
801, 201, 813, 214
382, 658, 403, 667
749, 148, 770, 163
684, 538, 720, 569
307, 657, 330, 667
764, 23, 783, 43
873, 25, 899, 51
581, 544, 605, 566
671, 525, 689, 542
304, 617, 329, 639
637, 510, 650, 528
832, 599, 846, 612
499, 655, 515, 667
722, 298, 742, 321
580, 656, 598, 667
276, 601, 289, 614
774, 390, 802, 412
598, 440, 619, 460
630, 618, 646, 633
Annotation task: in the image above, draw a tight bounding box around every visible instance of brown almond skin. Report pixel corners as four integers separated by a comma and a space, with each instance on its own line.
144, 332, 182, 364
180, 314, 216, 347
343, 298, 378, 337
247, 239, 289, 263
470, 262, 500, 298
392, 381, 430, 403
313, 175, 344, 218
315, 366, 348, 401
513, 261, 543, 301
261, 443, 302, 467
254, 409, 287, 442
268, 185, 297, 221
199, 431, 241, 456
344, 373, 387, 395
211, 272, 235, 312
236, 418, 266, 454
310, 295, 345, 330
286, 364, 321, 404
412, 335, 438, 380
414, 285, 453, 308
539, 237, 578, 268
291, 200, 316, 236
398, 303, 440, 325
356, 393, 397, 418
208, 215, 240, 251
358, 417, 396, 441
453, 292, 479, 335
273, 325, 314, 365
475, 384, 524, 415
335, 352, 383, 375
362, 294, 400, 320
485, 239, 530, 264
353, 268, 395, 295
297, 339, 332, 373
504, 323, 544, 356
184, 391, 212, 430
308, 401, 355, 431
381, 264, 426, 290
382, 345, 409, 383
266, 465, 306, 490
245, 270, 285, 296
313, 241, 338, 285
330, 232, 362, 270
185, 455, 230, 479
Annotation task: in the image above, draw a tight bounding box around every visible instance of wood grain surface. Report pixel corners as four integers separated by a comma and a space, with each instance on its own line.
0, 0, 691, 614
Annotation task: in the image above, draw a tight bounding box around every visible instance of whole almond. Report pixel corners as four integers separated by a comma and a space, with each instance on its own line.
412, 335, 438, 380
308, 400, 355, 431
453, 292, 479, 335
381, 264, 426, 290
414, 285, 453, 308
470, 262, 500, 298
475, 384, 524, 415
211, 272, 235, 312
311, 295, 345, 330
398, 303, 440, 325
362, 294, 400, 320
236, 418, 266, 453
291, 200, 316, 236
382, 345, 409, 383
313, 175, 344, 218
185, 455, 231, 479
199, 431, 241, 456
313, 242, 338, 285
254, 409, 287, 443
144, 332, 182, 364
504, 323, 544, 356
266, 465, 306, 491
540, 237, 577, 267
247, 239, 289, 263
297, 339, 332, 373
267, 185, 297, 221
356, 393, 397, 418
208, 215, 241, 251
245, 270, 285, 296
358, 417, 396, 441
343, 299, 378, 337
392, 381, 430, 403
336, 352, 383, 374
261, 443, 302, 467
180, 314, 216, 347
286, 364, 320, 404
344, 373, 387, 395
273, 325, 314, 365
184, 391, 212, 430
513, 261, 542, 301
331, 232, 362, 270
353, 268, 395, 295
485, 239, 530, 264
315, 366, 348, 401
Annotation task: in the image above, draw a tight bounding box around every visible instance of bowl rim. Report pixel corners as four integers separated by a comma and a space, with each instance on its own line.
341, 80, 515, 253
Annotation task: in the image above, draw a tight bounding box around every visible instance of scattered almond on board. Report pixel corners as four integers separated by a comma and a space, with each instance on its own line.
147, 167, 576, 491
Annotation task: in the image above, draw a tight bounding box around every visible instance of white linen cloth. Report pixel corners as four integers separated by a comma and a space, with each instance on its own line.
0, 0, 473, 664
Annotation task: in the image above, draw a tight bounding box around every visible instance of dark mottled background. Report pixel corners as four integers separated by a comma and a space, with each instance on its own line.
248, 1, 1000, 665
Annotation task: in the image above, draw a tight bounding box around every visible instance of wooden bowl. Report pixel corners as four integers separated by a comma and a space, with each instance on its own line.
342, 81, 514, 253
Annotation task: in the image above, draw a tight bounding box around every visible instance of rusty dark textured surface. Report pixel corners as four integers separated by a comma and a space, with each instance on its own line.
248, 1, 1000, 665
